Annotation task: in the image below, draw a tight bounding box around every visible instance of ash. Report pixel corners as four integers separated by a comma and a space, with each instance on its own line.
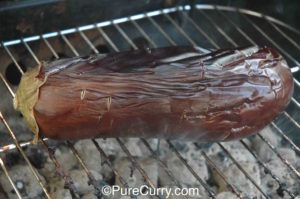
0, 126, 299, 199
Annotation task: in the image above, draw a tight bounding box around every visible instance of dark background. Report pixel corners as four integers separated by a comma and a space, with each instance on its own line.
0, 0, 299, 42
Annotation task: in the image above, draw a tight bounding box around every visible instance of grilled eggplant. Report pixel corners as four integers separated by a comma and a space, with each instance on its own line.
14, 46, 294, 142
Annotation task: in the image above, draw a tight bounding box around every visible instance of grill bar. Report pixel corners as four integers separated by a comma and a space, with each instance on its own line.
96, 27, 120, 52
0, 156, 22, 199
198, 10, 238, 47
40, 139, 80, 198
199, 148, 243, 199
115, 138, 159, 198
91, 139, 137, 199
67, 141, 104, 199
271, 122, 300, 155
166, 141, 216, 198
163, 13, 196, 46
240, 14, 300, 66
60, 33, 80, 56
113, 23, 138, 50
145, 14, 176, 46
78, 29, 100, 54
267, 21, 300, 50
257, 133, 300, 179
140, 138, 189, 199
0, 112, 52, 199
41, 36, 59, 59
240, 140, 295, 198
129, 18, 158, 48
217, 143, 270, 198
2, 44, 24, 75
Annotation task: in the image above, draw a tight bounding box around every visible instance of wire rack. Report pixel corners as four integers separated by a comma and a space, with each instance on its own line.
0, 4, 299, 199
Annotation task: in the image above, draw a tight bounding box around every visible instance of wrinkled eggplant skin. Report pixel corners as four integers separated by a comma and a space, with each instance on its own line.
33, 46, 293, 141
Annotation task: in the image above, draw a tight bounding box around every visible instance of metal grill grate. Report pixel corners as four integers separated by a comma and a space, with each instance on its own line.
0, 4, 299, 199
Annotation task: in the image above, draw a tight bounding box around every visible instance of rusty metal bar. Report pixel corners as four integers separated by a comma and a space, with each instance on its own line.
239, 13, 300, 66
112, 23, 138, 50
0, 73, 15, 98
181, 11, 219, 49
40, 139, 80, 199
0, 112, 51, 199
77, 28, 100, 54
240, 140, 295, 198
115, 138, 159, 198
200, 149, 244, 199
128, 18, 157, 48
92, 139, 137, 199
198, 10, 238, 47
140, 138, 189, 199
96, 26, 120, 52
59, 33, 80, 56
1, 43, 24, 75
41, 36, 59, 59
0, 156, 23, 198
270, 122, 300, 155
218, 143, 270, 198
166, 141, 216, 198
257, 133, 300, 179
163, 13, 197, 46
145, 13, 176, 46
67, 141, 104, 199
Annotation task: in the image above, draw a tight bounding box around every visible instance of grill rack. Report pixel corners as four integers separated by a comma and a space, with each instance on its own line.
0, 4, 299, 199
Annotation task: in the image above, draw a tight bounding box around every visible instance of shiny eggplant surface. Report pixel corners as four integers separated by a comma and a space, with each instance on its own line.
14, 46, 294, 142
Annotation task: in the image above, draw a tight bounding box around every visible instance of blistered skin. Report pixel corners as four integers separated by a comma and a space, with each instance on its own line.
31, 46, 293, 141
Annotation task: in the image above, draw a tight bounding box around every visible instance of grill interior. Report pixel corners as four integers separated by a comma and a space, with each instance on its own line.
0, 4, 299, 199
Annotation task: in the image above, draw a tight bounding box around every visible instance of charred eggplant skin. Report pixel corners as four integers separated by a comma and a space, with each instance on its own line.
14, 46, 294, 142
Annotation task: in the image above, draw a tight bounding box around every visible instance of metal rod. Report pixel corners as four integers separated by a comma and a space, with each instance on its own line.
115, 138, 159, 197
163, 13, 197, 46
0, 138, 48, 153
145, 14, 176, 46
266, 20, 300, 50
282, 111, 300, 128
257, 133, 300, 179
67, 141, 104, 199
140, 139, 190, 199
0, 156, 23, 199
41, 36, 59, 59
0, 112, 52, 199
112, 23, 138, 50
240, 13, 300, 66
77, 29, 100, 54
216, 9, 256, 46
166, 141, 216, 198
1, 43, 24, 75
217, 143, 270, 199
181, 11, 219, 49
96, 26, 120, 52
128, 18, 157, 48
198, 10, 238, 47
59, 33, 80, 56
199, 149, 243, 199
92, 139, 137, 199
240, 140, 295, 198
40, 139, 80, 199
21, 39, 40, 64
270, 122, 300, 155
0, 73, 15, 98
